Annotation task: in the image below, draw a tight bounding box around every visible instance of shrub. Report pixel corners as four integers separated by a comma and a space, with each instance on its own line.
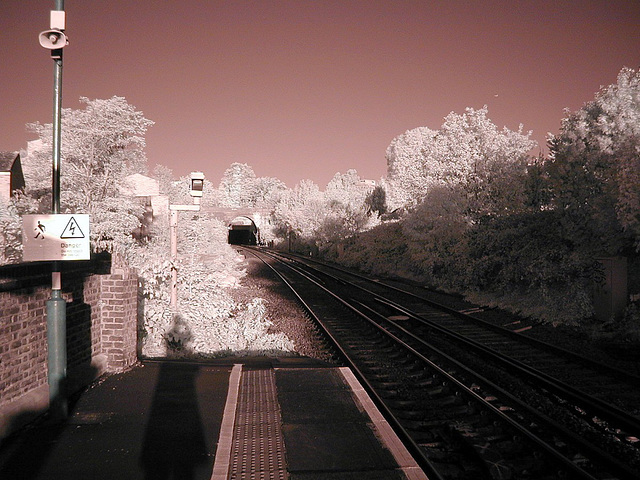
0, 198, 22, 264
134, 213, 295, 358
464, 211, 597, 323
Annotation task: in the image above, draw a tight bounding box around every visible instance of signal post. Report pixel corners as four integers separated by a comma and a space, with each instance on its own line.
169, 172, 204, 308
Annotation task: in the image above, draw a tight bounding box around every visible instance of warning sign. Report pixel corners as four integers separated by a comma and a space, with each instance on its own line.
60, 217, 85, 239
22, 214, 90, 261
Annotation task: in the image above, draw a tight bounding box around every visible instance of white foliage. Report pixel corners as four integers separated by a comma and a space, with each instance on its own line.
136, 211, 295, 358
273, 179, 325, 237
9, 99, 295, 358
24, 96, 153, 255
218, 162, 257, 208
0, 197, 22, 263
386, 106, 536, 215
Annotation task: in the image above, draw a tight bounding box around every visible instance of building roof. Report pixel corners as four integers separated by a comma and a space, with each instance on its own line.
121, 173, 160, 197
0, 151, 19, 172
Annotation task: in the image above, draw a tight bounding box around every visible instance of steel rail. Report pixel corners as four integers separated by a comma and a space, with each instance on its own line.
254, 248, 640, 478
280, 250, 640, 384
272, 249, 640, 435
375, 296, 640, 435
244, 248, 612, 479
354, 299, 639, 480
241, 248, 446, 480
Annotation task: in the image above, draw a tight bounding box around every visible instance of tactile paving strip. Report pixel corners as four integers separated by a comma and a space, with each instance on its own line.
228, 369, 288, 480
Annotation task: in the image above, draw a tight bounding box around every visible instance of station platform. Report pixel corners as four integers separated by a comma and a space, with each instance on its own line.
0, 358, 428, 479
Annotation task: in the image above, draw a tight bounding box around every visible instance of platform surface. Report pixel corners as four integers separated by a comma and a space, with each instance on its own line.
0, 360, 427, 480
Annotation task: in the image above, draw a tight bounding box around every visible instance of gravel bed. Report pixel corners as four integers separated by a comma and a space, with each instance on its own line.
383, 277, 640, 377
230, 252, 639, 377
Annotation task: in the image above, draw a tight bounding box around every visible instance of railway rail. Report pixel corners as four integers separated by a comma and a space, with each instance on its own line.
240, 247, 640, 480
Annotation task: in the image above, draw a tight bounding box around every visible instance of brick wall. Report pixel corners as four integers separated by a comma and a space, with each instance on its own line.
0, 286, 49, 413
98, 266, 138, 370
0, 256, 138, 438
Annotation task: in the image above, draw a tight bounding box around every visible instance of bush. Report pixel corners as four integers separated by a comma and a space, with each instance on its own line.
328, 208, 603, 324
330, 222, 417, 280
0, 198, 22, 264
464, 211, 597, 323
134, 213, 295, 358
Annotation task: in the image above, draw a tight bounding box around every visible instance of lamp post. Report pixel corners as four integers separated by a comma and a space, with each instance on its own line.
39, 2, 69, 420
169, 172, 204, 309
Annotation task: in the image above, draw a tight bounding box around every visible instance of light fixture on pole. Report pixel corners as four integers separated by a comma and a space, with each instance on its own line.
40, 3, 69, 421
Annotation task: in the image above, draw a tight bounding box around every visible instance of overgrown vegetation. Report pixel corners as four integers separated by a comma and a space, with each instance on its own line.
303, 68, 639, 335
134, 209, 296, 358
3, 68, 638, 351
4, 97, 296, 359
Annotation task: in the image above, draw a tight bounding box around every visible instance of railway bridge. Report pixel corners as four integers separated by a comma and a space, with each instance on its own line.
201, 206, 272, 245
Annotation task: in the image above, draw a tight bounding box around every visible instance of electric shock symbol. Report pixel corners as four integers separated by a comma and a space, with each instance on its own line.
60, 217, 85, 239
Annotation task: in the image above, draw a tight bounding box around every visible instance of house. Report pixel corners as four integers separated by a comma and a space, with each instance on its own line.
121, 173, 168, 215
0, 152, 25, 203
121, 173, 168, 241
121, 173, 160, 198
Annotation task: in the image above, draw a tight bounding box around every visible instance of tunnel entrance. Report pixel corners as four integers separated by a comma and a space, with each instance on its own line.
228, 216, 258, 245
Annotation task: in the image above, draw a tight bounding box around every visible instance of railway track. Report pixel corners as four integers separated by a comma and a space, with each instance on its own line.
241, 247, 640, 479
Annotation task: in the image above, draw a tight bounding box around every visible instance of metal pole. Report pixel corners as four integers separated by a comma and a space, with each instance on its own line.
170, 209, 178, 308
46, 0, 67, 420
168, 199, 201, 310
51, 38, 62, 212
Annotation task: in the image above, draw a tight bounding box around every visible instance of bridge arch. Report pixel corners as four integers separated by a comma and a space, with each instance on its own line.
200, 207, 271, 245
228, 215, 258, 245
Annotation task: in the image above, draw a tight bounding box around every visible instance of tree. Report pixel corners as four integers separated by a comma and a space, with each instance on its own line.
252, 176, 287, 209
0, 197, 22, 263
160, 169, 218, 207
547, 67, 640, 252
316, 200, 369, 247
325, 169, 370, 207
272, 179, 325, 239
217, 163, 287, 211
364, 185, 387, 217
25, 96, 154, 253
386, 107, 536, 217
522, 154, 551, 211
217, 163, 257, 208
317, 169, 375, 244
152, 164, 178, 198
385, 126, 436, 210
401, 184, 470, 285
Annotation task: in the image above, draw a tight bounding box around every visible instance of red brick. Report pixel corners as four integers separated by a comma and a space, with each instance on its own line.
1, 263, 139, 411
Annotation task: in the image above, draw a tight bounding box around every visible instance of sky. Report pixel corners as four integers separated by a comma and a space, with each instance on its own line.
2, 1, 639, 188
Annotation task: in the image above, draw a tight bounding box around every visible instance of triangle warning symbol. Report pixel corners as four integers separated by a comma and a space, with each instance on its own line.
60, 217, 85, 239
